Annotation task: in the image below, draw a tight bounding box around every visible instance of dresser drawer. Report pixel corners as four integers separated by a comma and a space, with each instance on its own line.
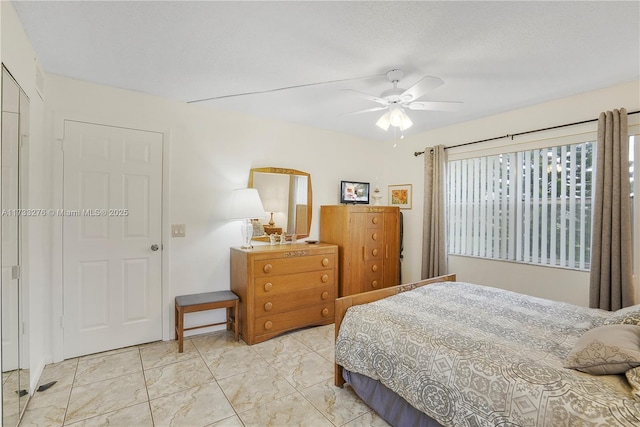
363, 244, 383, 261
365, 261, 383, 290
254, 254, 335, 277
254, 270, 335, 297
255, 286, 334, 316
254, 303, 334, 335
367, 213, 384, 229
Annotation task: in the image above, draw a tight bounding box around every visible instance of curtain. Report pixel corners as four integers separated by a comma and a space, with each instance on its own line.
590, 108, 634, 310
422, 145, 448, 278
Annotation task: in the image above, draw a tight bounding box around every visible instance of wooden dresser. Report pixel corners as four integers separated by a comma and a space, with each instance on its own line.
320, 205, 400, 297
230, 243, 338, 345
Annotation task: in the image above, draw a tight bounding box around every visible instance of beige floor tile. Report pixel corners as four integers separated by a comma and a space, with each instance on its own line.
204, 345, 269, 380
301, 379, 371, 426
144, 357, 214, 400
150, 381, 235, 427
251, 334, 313, 364
271, 351, 334, 389
37, 359, 78, 390
217, 366, 297, 413
316, 346, 335, 364
64, 372, 148, 424
19, 386, 71, 427
342, 410, 391, 427
207, 414, 244, 427
63, 402, 153, 427
290, 324, 335, 351
79, 345, 139, 361
74, 348, 142, 385
190, 330, 246, 354
139, 339, 199, 370
237, 391, 333, 427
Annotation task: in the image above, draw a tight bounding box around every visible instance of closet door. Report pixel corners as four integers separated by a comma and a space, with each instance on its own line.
383, 210, 401, 287
1, 66, 28, 426
345, 212, 367, 295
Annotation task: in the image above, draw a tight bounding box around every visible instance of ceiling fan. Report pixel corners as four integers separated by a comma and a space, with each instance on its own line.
343, 69, 462, 131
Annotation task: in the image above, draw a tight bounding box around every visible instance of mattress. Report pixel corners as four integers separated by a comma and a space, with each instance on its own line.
335, 281, 639, 426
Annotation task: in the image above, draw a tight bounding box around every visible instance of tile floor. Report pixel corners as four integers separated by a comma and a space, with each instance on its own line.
18, 324, 391, 426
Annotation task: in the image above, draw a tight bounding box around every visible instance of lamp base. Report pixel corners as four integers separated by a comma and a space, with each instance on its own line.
240, 219, 254, 249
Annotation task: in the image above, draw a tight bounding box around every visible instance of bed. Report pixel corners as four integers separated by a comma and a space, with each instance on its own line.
334, 274, 640, 426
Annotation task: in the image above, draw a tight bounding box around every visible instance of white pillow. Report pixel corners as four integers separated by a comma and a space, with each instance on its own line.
564, 324, 640, 375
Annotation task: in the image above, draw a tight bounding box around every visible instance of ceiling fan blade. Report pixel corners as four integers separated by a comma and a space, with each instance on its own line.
342, 89, 389, 106
400, 76, 444, 102
340, 106, 389, 116
407, 101, 463, 112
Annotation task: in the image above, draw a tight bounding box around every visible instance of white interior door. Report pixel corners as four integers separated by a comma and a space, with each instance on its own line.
63, 120, 163, 358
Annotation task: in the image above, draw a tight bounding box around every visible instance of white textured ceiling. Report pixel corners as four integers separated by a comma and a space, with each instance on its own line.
12, 1, 640, 141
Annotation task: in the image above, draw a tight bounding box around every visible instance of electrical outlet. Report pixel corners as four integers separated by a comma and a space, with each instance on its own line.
172, 224, 186, 237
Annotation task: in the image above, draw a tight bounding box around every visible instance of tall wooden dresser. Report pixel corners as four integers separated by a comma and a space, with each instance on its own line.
230, 243, 338, 345
320, 205, 400, 296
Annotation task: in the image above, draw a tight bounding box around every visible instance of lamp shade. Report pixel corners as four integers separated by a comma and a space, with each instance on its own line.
227, 188, 266, 220
376, 112, 391, 131
376, 107, 413, 132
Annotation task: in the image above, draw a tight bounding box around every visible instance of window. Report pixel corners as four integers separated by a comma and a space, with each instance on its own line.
448, 141, 594, 269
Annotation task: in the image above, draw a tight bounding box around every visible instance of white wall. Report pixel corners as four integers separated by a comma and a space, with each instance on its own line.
44, 74, 396, 355
1, 0, 48, 392
386, 79, 640, 306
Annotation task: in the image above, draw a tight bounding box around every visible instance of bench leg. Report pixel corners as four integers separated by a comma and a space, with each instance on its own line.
234, 300, 239, 342
176, 304, 184, 353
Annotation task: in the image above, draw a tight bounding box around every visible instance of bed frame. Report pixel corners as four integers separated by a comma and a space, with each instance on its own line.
334, 273, 457, 387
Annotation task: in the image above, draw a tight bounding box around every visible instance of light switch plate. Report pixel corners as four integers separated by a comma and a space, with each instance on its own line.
172, 224, 186, 237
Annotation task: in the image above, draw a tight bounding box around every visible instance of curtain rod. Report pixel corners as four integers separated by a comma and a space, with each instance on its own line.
414, 109, 640, 157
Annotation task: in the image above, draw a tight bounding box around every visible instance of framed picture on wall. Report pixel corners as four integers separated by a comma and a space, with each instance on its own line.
388, 184, 412, 209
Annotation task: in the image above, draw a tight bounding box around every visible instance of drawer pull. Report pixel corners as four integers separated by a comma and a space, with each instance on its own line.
321, 274, 329, 283
371, 233, 378, 241
264, 320, 273, 330
263, 264, 273, 273
264, 302, 273, 311
371, 280, 379, 288
321, 291, 329, 300
264, 282, 273, 292
372, 217, 379, 225
321, 308, 329, 317
322, 258, 329, 267
372, 248, 378, 256
371, 264, 378, 272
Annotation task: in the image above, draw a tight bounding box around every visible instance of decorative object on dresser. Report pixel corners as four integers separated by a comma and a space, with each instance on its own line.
230, 243, 338, 345
227, 188, 266, 249
320, 205, 400, 296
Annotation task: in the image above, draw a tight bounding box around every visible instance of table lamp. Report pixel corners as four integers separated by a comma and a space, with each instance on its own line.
227, 188, 265, 249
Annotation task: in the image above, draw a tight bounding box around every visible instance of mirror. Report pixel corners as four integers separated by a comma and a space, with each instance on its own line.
2, 66, 30, 425
248, 167, 312, 240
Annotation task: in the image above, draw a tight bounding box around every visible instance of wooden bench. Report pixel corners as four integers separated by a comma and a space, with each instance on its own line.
174, 290, 239, 352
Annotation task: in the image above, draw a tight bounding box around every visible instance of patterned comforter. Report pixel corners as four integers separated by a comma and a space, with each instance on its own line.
335, 282, 640, 426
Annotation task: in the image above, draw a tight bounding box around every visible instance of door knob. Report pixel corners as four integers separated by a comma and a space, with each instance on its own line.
151, 244, 159, 251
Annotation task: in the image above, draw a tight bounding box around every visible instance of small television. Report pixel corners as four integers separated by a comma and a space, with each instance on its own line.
340, 180, 370, 204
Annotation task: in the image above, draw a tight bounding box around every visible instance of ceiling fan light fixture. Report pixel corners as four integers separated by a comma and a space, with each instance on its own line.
389, 106, 413, 131
399, 112, 413, 131
376, 112, 391, 131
